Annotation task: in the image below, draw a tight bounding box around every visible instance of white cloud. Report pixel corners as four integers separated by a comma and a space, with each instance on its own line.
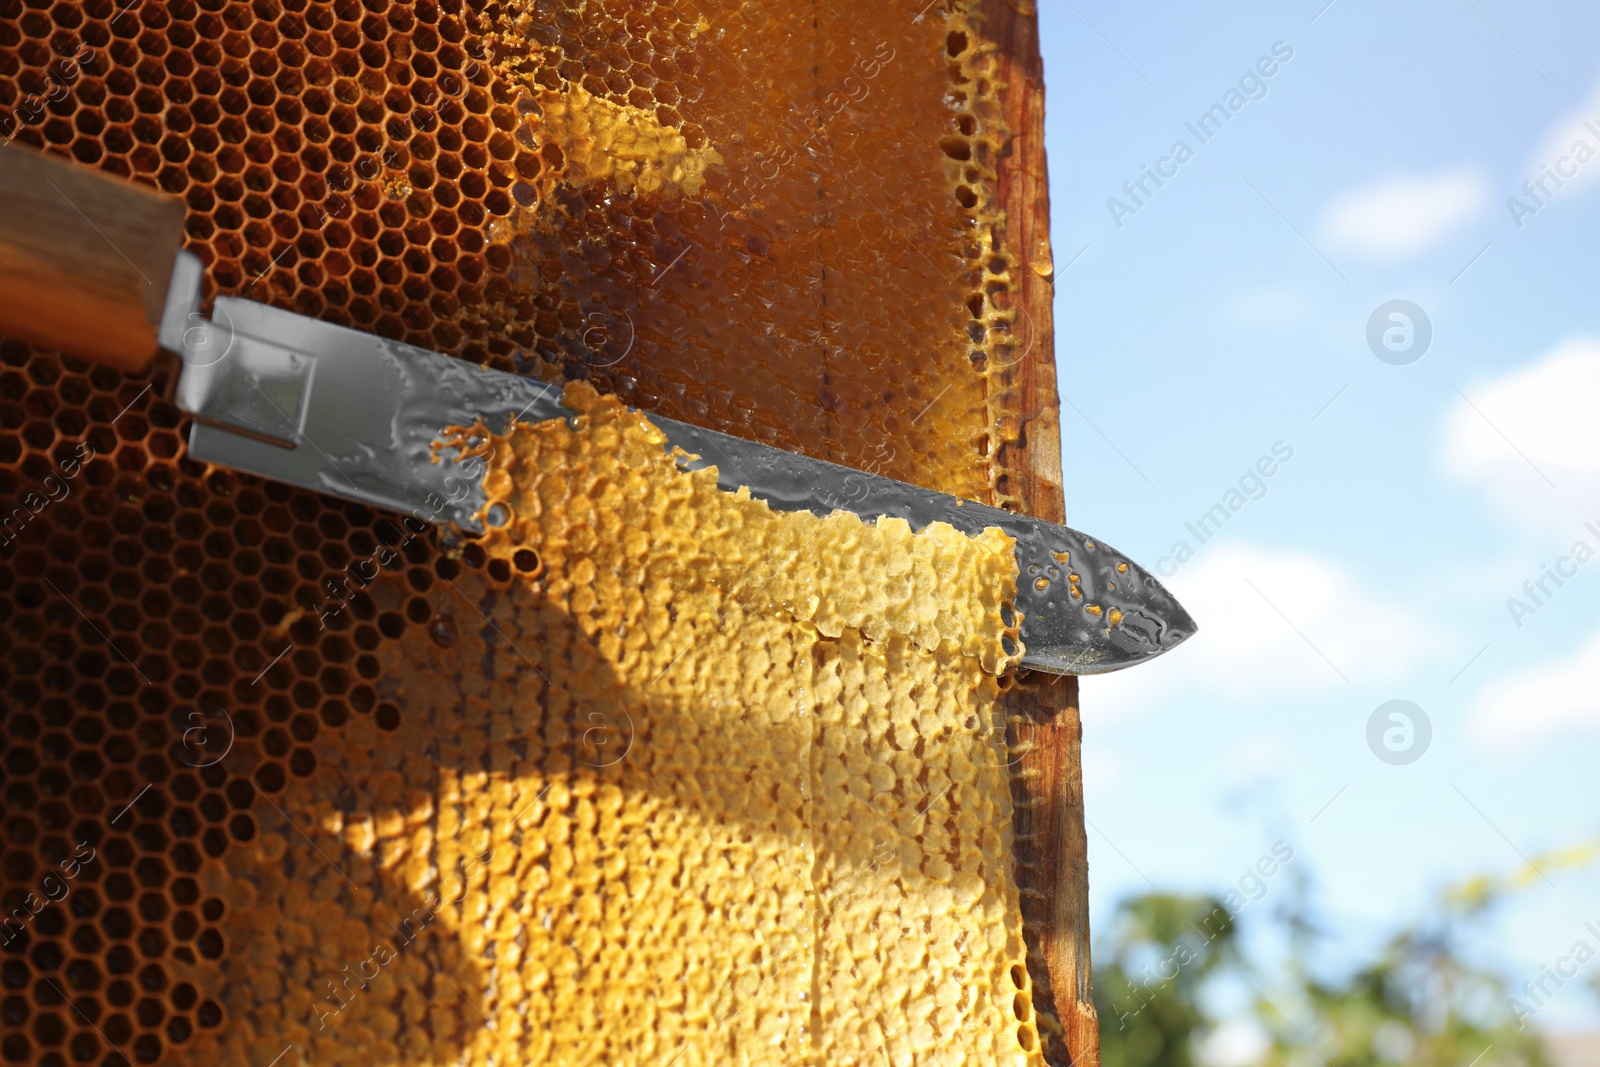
1470, 629, 1600, 746
1442, 339, 1600, 530
1084, 542, 1445, 715
1523, 71, 1600, 200
1320, 168, 1490, 260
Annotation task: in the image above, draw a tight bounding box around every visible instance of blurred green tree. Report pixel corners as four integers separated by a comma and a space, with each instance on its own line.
1094, 892, 1242, 1067
1252, 871, 1549, 1067
1094, 859, 1566, 1067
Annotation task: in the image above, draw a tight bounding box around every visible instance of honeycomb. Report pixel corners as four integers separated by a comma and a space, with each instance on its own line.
0, 0, 1050, 1063
180, 383, 1039, 1065
451, 384, 1024, 675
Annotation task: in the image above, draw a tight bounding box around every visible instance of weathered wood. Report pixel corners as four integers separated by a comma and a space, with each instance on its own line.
1007, 676, 1097, 1065
977, 2, 1101, 1064
0, 144, 183, 370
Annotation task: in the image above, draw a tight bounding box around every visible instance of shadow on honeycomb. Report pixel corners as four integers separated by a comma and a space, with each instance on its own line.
2, 0, 1028, 1060
0, 358, 774, 1063
1, 369, 1016, 1063
0, 347, 499, 1065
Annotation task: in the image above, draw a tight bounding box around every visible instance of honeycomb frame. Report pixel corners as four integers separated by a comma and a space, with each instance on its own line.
0, 0, 1077, 1062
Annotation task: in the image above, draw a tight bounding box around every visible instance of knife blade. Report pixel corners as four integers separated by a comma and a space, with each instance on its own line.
162, 252, 1195, 675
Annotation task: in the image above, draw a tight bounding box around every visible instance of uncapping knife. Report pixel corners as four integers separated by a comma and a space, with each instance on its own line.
0, 145, 1196, 675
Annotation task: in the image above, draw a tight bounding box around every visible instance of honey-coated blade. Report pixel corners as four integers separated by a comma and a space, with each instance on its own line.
183, 296, 1195, 675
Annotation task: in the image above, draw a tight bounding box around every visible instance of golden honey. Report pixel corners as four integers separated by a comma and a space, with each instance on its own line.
0, 0, 1041, 1062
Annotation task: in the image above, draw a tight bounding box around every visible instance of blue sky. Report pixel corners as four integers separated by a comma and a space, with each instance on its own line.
1038, 0, 1600, 1035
